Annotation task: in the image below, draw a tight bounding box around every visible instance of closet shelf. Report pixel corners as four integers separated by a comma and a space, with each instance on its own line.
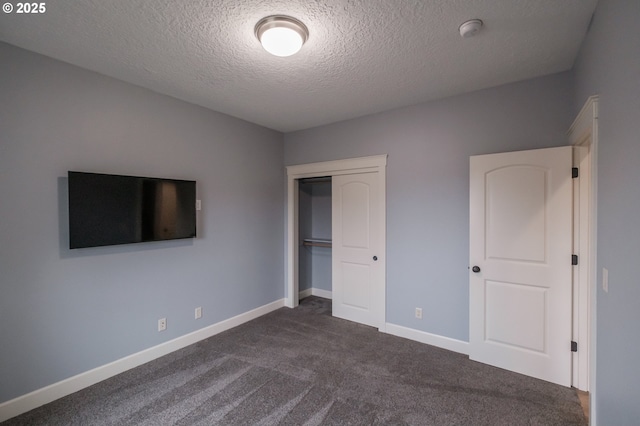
302, 238, 332, 248
299, 177, 331, 184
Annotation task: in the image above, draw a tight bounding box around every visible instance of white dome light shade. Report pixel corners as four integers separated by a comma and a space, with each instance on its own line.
261, 27, 303, 57
255, 16, 309, 57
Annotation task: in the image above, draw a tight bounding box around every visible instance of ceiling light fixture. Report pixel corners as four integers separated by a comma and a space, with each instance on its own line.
459, 19, 483, 38
255, 15, 309, 57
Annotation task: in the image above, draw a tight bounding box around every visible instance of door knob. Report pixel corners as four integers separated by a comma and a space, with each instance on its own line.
472, 266, 481, 273
373, 256, 378, 261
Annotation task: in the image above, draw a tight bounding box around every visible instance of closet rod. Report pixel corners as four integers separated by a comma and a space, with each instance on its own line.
302, 238, 332, 248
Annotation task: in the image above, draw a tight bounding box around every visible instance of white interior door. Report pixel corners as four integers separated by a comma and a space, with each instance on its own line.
469, 146, 573, 386
332, 172, 383, 328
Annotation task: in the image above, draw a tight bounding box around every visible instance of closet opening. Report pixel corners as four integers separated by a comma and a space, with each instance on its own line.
298, 176, 332, 302
285, 154, 387, 328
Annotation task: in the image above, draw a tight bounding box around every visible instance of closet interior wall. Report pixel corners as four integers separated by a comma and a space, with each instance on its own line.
298, 179, 332, 298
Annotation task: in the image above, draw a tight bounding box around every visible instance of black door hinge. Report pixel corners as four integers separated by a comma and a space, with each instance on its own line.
571, 341, 578, 352
572, 255, 578, 265
572, 167, 579, 178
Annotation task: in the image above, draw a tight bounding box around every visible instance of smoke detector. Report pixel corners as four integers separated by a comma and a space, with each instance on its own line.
459, 19, 483, 38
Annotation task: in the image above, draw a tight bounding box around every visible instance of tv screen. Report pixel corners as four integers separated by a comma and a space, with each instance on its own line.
68, 171, 196, 249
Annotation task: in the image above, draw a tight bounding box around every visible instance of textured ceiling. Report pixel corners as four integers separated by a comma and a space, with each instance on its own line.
0, 0, 597, 132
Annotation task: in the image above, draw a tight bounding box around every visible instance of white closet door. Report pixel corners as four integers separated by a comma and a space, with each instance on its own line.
332, 172, 383, 328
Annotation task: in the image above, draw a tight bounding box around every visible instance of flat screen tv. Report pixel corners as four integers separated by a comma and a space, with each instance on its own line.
68, 171, 196, 249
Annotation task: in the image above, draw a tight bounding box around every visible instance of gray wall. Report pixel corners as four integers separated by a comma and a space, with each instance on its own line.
285, 72, 573, 341
572, 0, 640, 422
0, 42, 284, 403
310, 182, 332, 292
298, 182, 313, 292
298, 181, 332, 293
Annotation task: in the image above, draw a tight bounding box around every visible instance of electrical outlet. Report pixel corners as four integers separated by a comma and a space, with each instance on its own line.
603, 268, 609, 293
158, 318, 167, 331
415, 307, 423, 319
195, 307, 202, 319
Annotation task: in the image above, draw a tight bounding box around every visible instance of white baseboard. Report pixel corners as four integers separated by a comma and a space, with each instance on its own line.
311, 288, 332, 299
299, 287, 332, 300
0, 298, 285, 423
299, 288, 313, 299
384, 323, 469, 355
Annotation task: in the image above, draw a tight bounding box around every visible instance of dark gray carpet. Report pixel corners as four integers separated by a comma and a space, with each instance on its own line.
4, 297, 586, 425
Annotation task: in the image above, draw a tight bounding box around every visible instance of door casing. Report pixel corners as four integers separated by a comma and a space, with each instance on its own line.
285, 155, 387, 329
567, 95, 598, 404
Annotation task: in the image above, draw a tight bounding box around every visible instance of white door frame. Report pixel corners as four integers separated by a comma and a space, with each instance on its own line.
285, 155, 387, 320
567, 96, 598, 402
